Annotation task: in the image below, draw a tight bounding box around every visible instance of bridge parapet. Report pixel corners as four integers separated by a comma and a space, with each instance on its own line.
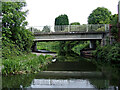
27, 24, 109, 34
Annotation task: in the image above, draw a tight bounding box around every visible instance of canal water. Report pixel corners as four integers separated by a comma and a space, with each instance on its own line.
2, 56, 120, 89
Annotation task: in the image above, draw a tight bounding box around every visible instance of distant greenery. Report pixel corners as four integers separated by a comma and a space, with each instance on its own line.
37, 41, 89, 56
70, 22, 80, 25
55, 14, 69, 25
88, 7, 112, 24
54, 14, 69, 32
2, 53, 53, 75
72, 41, 90, 55
42, 25, 51, 33
96, 26, 105, 32
37, 42, 60, 52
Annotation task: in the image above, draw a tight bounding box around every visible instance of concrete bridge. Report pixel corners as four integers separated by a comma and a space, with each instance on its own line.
34, 32, 107, 41
28, 24, 111, 51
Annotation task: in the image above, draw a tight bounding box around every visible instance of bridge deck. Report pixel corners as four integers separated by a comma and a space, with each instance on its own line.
34, 32, 106, 35
34, 32, 107, 42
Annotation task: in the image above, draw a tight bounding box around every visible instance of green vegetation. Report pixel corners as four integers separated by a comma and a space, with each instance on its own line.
37, 42, 60, 52
2, 1, 119, 77
110, 14, 118, 40
72, 41, 89, 55
87, 6, 120, 68
37, 41, 89, 56
70, 22, 80, 25
2, 74, 36, 88
88, 7, 112, 24
2, 2, 34, 58
2, 2, 53, 75
93, 43, 120, 65
55, 14, 69, 25
2, 53, 53, 75
87, 7, 120, 85
42, 25, 51, 33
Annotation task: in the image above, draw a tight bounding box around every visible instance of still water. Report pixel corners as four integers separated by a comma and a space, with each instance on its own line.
2, 56, 120, 89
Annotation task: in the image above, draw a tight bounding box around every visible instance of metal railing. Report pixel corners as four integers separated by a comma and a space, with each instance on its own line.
27, 24, 109, 34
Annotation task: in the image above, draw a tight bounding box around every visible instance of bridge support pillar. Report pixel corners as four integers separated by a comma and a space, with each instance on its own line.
89, 40, 96, 49
101, 38, 107, 46
31, 42, 37, 52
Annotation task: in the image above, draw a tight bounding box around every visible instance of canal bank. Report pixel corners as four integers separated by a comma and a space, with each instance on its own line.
2, 54, 120, 89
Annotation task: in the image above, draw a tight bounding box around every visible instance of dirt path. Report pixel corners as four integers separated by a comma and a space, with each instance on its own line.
32, 52, 57, 57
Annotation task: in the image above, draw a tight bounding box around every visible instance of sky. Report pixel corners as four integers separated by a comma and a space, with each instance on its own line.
25, 0, 119, 27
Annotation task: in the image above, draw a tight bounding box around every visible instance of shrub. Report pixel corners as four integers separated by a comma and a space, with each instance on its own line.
93, 43, 120, 64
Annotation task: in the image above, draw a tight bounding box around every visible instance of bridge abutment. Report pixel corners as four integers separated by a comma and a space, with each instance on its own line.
31, 42, 37, 52
89, 40, 96, 49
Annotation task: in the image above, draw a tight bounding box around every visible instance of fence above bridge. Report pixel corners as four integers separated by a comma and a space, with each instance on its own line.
27, 24, 110, 34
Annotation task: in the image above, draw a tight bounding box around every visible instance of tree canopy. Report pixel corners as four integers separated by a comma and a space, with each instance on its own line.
55, 14, 69, 25
42, 25, 50, 33
70, 22, 80, 25
88, 7, 112, 24
2, 2, 33, 58
110, 14, 118, 40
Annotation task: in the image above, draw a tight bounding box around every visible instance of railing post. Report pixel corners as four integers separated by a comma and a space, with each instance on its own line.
30, 27, 33, 33
118, 1, 120, 42
105, 24, 107, 32
30, 27, 32, 32
68, 25, 70, 32
86, 24, 88, 32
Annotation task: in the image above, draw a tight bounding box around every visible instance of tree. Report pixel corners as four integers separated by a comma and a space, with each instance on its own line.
70, 22, 80, 25
42, 25, 50, 33
54, 14, 70, 55
54, 14, 69, 32
55, 14, 69, 25
54, 14, 79, 56
2, 2, 34, 58
110, 14, 118, 40
88, 7, 112, 24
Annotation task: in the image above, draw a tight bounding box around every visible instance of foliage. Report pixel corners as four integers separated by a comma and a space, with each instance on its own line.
37, 42, 60, 52
2, 2, 34, 58
70, 22, 80, 25
37, 41, 85, 56
2, 74, 36, 88
42, 25, 51, 33
89, 79, 109, 89
64, 24, 87, 32
54, 14, 69, 32
2, 53, 52, 75
55, 14, 69, 25
88, 7, 112, 24
54, 14, 72, 55
96, 26, 105, 32
93, 43, 120, 64
110, 14, 118, 40
29, 27, 42, 33
72, 41, 90, 55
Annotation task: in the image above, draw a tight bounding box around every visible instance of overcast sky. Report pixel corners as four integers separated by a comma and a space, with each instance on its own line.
25, 0, 119, 27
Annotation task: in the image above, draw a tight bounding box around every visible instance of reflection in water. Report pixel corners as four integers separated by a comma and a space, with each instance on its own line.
28, 79, 95, 88
2, 56, 120, 89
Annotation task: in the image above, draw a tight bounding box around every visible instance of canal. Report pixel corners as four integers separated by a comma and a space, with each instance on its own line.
2, 55, 120, 89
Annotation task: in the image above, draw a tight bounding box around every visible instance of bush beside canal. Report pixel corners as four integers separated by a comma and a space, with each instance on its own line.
2, 53, 53, 75
93, 42, 120, 70
93, 43, 120, 62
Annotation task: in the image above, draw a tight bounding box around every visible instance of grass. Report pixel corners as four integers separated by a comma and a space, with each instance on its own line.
37, 42, 60, 52
2, 53, 53, 75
